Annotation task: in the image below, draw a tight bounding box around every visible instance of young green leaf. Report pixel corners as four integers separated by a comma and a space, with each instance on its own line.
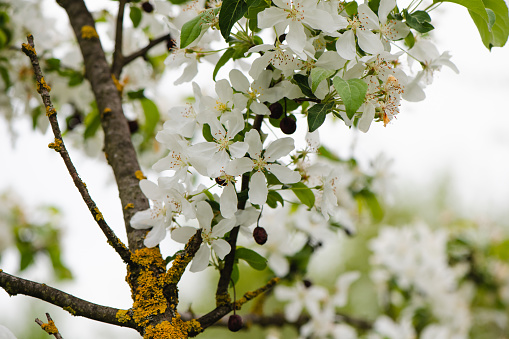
180, 14, 204, 48
332, 77, 367, 119
291, 182, 315, 209
310, 67, 335, 93
307, 101, 334, 132
129, 6, 142, 28
266, 190, 284, 208
467, 0, 509, 49
235, 247, 267, 270
403, 10, 434, 33
219, 0, 248, 39
140, 98, 160, 137
213, 48, 235, 80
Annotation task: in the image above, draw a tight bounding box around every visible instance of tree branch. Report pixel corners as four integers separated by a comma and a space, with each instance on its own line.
35, 313, 64, 339
122, 33, 171, 67
21, 35, 132, 264
111, 0, 127, 79
56, 0, 149, 251
0, 270, 138, 330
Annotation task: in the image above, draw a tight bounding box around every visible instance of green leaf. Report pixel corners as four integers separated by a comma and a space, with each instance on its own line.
434, 0, 489, 22
307, 101, 334, 132
31, 106, 43, 130
235, 247, 267, 270
213, 48, 235, 80
180, 12, 209, 48
332, 77, 367, 119
356, 189, 384, 222
84, 105, 101, 139
468, 0, 509, 49
404, 31, 415, 48
310, 67, 335, 93
403, 10, 435, 33
317, 145, 342, 162
293, 74, 315, 98
202, 123, 214, 142
140, 98, 160, 137
0, 65, 11, 89
266, 190, 284, 208
169, 0, 192, 4
219, 0, 248, 39
130, 6, 142, 28
291, 182, 315, 209
344, 1, 358, 15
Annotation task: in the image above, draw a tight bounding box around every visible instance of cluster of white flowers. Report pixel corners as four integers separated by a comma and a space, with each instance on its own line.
369, 222, 472, 338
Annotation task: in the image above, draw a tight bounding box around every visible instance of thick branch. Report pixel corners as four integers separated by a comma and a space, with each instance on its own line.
21, 35, 132, 264
111, 0, 127, 78
123, 34, 171, 67
0, 270, 138, 330
57, 0, 149, 251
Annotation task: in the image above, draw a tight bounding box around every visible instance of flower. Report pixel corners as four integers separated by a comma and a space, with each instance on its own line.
171, 201, 236, 272
227, 130, 301, 205
275, 280, 329, 322
130, 179, 195, 247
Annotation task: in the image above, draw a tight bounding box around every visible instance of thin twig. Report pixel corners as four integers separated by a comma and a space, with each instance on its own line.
21, 35, 132, 264
35, 313, 64, 339
111, 0, 127, 78
122, 33, 171, 67
0, 270, 138, 330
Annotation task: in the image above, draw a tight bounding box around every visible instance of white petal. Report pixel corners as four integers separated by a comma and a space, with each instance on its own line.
226, 157, 254, 176
130, 209, 156, 229
171, 226, 198, 244
378, 0, 397, 24
229, 141, 249, 158
257, 7, 288, 29
336, 31, 357, 60
215, 79, 234, 102
211, 239, 232, 259
143, 225, 167, 248
358, 102, 376, 133
245, 129, 263, 157
190, 244, 211, 272
249, 171, 268, 205
268, 253, 290, 277
212, 218, 237, 237
286, 21, 307, 58
357, 30, 384, 55
358, 4, 380, 29
251, 101, 270, 115
196, 201, 213, 231
220, 183, 238, 218
249, 53, 272, 80
264, 137, 294, 161
229, 69, 250, 93
266, 164, 301, 184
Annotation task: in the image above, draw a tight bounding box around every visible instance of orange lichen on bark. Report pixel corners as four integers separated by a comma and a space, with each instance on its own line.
81, 25, 98, 39
143, 315, 202, 339
111, 75, 124, 93
129, 248, 168, 327
37, 76, 51, 94
124, 203, 135, 210
93, 207, 104, 221
115, 309, 132, 323
135, 170, 147, 180
45, 106, 56, 117
48, 138, 62, 152
41, 320, 58, 335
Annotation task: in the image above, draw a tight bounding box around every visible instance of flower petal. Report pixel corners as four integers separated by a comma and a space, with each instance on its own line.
144, 224, 167, 248
196, 201, 213, 232
264, 137, 295, 161
220, 183, 238, 219
229, 69, 250, 93
211, 239, 232, 259
266, 163, 301, 184
336, 30, 357, 60
190, 244, 211, 272
171, 226, 198, 244
249, 171, 268, 205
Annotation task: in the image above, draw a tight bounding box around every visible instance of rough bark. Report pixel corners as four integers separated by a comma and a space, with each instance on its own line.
56, 0, 149, 251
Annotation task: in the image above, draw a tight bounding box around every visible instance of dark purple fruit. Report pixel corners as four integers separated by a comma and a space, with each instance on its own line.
228, 314, 243, 332
253, 226, 268, 245
141, 1, 154, 13
280, 116, 296, 134
303, 279, 312, 288
128, 120, 139, 134
269, 102, 283, 119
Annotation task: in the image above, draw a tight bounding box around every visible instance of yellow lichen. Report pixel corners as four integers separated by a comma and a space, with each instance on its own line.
94, 207, 104, 221
129, 248, 168, 327
103, 107, 112, 114
143, 316, 189, 339
135, 170, 147, 180
116, 309, 132, 323
235, 277, 280, 308
63, 306, 76, 315
124, 203, 134, 210
45, 106, 56, 116
185, 319, 202, 334
216, 293, 231, 307
37, 76, 51, 94
41, 320, 58, 335
48, 138, 62, 152
112, 75, 124, 93
81, 25, 98, 39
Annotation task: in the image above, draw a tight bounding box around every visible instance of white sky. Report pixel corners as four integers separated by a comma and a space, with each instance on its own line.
1, 2, 509, 338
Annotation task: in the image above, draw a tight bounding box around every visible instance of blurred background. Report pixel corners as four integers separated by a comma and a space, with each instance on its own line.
0, 0, 509, 338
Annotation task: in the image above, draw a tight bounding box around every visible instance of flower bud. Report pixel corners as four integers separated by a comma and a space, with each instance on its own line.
280, 116, 296, 134
269, 102, 283, 119
228, 314, 243, 332
141, 1, 154, 13
253, 226, 268, 245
